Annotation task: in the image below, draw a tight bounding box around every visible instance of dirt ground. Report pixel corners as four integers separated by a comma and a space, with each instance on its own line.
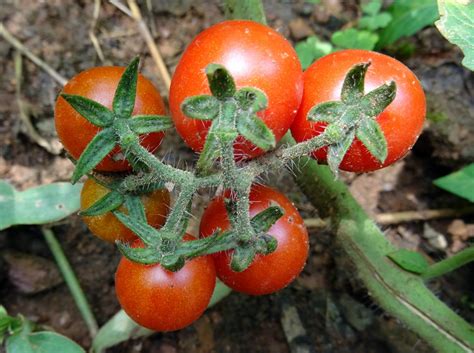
0, 1, 473, 352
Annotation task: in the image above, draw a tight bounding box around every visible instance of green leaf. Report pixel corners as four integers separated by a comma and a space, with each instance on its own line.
359, 12, 393, 31
223, 0, 267, 24
79, 190, 124, 216
341, 63, 370, 103
327, 128, 355, 176
113, 211, 160, 246
181, 95, 220, 120
250, 206, 284, 233
356, 118, 388, 164
129, 115, 173, 134
387, 249, 429, 274
123, 195, 146, 222
161, 253, 186, 271
206, 64, 236, 99
295, 36, 333, 69
116, 243, 161, 265
307, 101, 344, 123
6, 331, 84, 353
230, 245, 256, 272
234, 87, 268, 113
436, 0, 474, 71
91, 310, 153, 353
60, 94, 114, 127
255, 233, 278, 255
0, 181, 82, 230
362, 0, 383, 16
361, 81, 397, 117
331, 29, 379, 50
176, 234, 220, 258
434, 163, 474, 202
377, 0, 438, 49
0, 307, 14, 339
113, 57, 139, 118
71, 128, 117, 183
237, 113, 276, 151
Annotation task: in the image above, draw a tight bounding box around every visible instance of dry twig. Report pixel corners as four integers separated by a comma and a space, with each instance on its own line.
13, 52, 62, 154
0, 23, 67, 86
89, 0, 106, 63
304, 206, 474, 229
109, 0, 172, 91
127, 0, 172, 90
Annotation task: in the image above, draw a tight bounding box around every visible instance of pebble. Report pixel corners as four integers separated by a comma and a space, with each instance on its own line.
3, 251, 63, 294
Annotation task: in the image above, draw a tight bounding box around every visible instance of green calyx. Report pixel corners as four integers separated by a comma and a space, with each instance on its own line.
180, 63, 275, 175
114, 203, 283, 272
61, 57, 173, 183
308, 62, 396, 176
79, 176, 165, 222
229, 205, 283, 272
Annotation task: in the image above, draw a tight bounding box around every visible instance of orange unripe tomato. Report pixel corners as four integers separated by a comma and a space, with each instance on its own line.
80, 178, 170, 243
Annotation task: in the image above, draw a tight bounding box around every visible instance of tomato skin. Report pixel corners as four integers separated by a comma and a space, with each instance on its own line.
291, 49, 426, 172
199, 185, 309, 295
169, 20, 303, 159
115, 236, 216, 331
55, 66, 166, 172
80, 178, 170, 243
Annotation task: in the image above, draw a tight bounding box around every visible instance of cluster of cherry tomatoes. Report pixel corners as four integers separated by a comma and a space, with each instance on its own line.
54, 20, 425, 331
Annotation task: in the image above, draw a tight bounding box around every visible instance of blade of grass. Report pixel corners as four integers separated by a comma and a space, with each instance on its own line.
41, 226, 98, 338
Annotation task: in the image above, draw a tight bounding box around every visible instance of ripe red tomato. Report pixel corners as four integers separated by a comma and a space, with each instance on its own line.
80, 178, 170, 243
199, 184, 309, 295
55, 66, 166, 172
169, 20, 303, 159
115, 235, 216, 331
291, 49, 426, 172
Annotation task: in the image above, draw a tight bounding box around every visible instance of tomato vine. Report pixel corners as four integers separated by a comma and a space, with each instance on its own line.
51, 6, 474, 352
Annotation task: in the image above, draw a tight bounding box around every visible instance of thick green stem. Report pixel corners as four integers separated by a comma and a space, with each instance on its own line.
422, 247, 474, 280
285, 134, 474, 353
41, 226, 98, 338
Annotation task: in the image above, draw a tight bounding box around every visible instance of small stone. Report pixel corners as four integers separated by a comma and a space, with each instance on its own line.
3, 251, 63, 294
281, 304, 306, 342
281, 303, 312, 353
158, 343, 177, 353
447, 219, 468, 240
158, 39, 182, 59
423, 223, 448, 250
338, 294, 374, 332
289, 18, 314, 40
58, 311, 71, 327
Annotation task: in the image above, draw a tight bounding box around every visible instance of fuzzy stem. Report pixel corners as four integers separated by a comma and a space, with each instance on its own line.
161, 182, 197, 237
125, 142, 192, 185
220, 140, 254, 242
285, 134, 474, 353
245, 133, 329, 176
217, 100, 254, 242
41, 226, 98, 338
422, 247, 474, 281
